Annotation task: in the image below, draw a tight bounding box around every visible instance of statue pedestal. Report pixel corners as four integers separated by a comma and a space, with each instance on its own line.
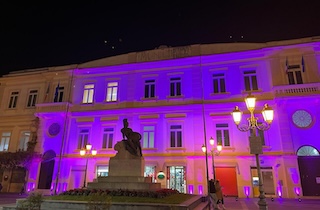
87, 141, 161, 191
109, 157, 144, 177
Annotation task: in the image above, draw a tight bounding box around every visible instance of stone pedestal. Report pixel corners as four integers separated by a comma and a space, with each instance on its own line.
109, 157, 144, 177
87, 140, 161, 191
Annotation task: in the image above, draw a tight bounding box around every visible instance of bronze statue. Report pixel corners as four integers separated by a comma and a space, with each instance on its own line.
120, 119, 142, 157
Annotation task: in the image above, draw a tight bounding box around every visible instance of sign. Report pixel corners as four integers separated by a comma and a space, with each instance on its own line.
157, 171, 165, 180
249, 136, 263, 154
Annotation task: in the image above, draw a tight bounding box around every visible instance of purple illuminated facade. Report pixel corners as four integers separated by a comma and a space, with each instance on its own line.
0, 37, 320, 198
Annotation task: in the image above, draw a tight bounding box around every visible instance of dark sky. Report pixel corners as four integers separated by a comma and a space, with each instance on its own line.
1, 1, 320, 75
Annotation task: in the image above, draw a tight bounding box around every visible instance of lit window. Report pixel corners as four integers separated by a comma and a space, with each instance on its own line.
143, 126, 155, 148
106, 82, 118, 102
144, 166, 156, 182
170, 125, 182, 147
0, 132, 11, 151
82, 84, 94, 104
216, 124, 230, 147
97, 165, 109, 177
19, 131, 30, 151
8, 91, 19, 109
170, 77, 181, 96
144, 80, 155, 98
102, 128, 114, 149
243, 70, 258, 91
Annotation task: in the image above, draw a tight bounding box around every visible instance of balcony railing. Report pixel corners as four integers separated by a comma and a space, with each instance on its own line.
36, 102, 70, 113
273, 83, 320, 97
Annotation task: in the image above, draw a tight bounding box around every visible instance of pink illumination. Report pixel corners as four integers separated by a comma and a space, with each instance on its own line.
63, 183, 68, 192
198, 185, 203, 194
294, 187, 300, 196
188, 185, 194, 194
277, 186, 282, 197
244, 186, 250, 197
27, 182, 32, 192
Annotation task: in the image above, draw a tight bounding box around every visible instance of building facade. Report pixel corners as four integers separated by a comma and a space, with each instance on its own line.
0, 37, 320, 198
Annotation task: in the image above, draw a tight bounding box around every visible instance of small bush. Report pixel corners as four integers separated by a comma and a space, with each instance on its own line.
17, 192, 44, 210
59, 188, 179, 198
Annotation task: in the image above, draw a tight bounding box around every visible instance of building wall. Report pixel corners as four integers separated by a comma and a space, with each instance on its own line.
0, 38, 319, 197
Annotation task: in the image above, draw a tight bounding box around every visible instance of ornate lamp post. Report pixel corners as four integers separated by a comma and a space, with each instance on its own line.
232, 94, 274, 210
202, 137, 222, 180
80, 143, 97, 188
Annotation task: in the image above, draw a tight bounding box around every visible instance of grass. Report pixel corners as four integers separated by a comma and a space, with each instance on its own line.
48, 193, 195, 204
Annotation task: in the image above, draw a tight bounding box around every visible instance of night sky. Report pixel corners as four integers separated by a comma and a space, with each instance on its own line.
1, 1, 320, 75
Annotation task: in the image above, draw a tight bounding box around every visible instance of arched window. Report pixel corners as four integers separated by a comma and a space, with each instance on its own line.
297, 145, 320, 156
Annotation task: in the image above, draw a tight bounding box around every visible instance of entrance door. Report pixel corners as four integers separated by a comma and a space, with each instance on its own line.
69, 169, 85, 190
167, 166, 186, 193
262, 170, 275, 195
251, 167, 275, 197
298, 156, 320, 196
38, 150, 56, 190
215, 167, 238, 196
38, 160, 54, 189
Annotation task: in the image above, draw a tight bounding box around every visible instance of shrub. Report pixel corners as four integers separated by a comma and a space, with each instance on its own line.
17, 192, 44, 210
58, 188, 179, 199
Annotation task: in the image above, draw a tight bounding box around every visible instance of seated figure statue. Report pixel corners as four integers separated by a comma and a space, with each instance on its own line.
120, 119, 142, 157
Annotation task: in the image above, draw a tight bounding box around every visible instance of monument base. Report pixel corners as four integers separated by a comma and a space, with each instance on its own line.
108, 156, 144, 177
87, 140, 161, 191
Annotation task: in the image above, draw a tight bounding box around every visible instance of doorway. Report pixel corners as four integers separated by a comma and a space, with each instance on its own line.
167, 166, 186, 193
38, 150, 55, 189
215, 167, 238, 196
251, 167, 275, 197
297, 145, 320, 196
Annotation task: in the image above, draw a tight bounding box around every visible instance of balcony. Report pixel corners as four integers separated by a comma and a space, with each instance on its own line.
273, 83, 320, 97
36, 102, 70, 113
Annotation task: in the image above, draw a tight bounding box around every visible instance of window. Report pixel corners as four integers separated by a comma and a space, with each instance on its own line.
97, 165, 109, 177
27, 90, 38, 107
102, 128, 114, 149
82, 84, 94, 104
78, 128, 89, 149
54, 86, 64, 102
142, 126, 155, 148
0, 132, 11, 151
212, 73, 226, 93
144, 166, 156, 182
170, 125, 182, 147
8, 91, 19, 108
287, 65, 303, 85
170, 77, 181, 96
249, 125, 265, 146
144, 80, 155, 98
19, 131, 30, 151
216, 124, 230, 147
106, 82, 118, 102
244, 70, 258, 91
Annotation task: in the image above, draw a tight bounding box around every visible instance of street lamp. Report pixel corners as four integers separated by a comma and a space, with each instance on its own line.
80, 143, 97, 188
231, 94, 274, 210
202, 137, 222, 180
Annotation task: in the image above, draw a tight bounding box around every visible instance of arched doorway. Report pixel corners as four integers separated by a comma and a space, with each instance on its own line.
297, 145, 320, 196
38, 150, 56, 189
